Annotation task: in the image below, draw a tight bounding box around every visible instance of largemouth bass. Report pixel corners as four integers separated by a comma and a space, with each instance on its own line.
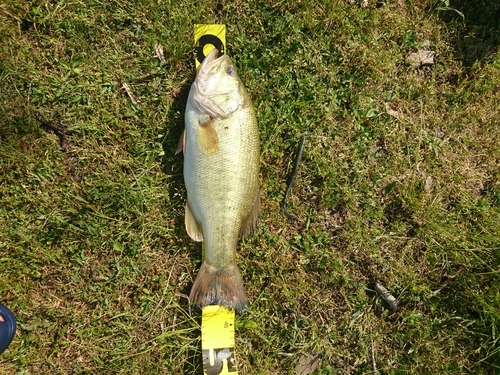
178, 48, 260, 313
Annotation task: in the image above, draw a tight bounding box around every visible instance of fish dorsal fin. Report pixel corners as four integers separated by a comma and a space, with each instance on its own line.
197, 114, 219, 155
185, 201, 203, 241
240, 189, 260, 238
175, 129, 186, 156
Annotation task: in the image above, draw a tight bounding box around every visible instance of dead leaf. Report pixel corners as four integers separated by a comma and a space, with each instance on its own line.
435, 127, 445, 140
424, 176, 434, 192
296, 353, 321, 375
385, 102, 401, 118
122, 82, 138, 105
155, 43, 166, 64
408, 50, 435, 69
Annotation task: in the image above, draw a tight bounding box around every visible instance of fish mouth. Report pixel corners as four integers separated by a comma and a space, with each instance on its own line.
198, 48, 220, 76
202, 47, 219, 67
196, 48, 224, 88
195, 48, 219, 89
198, 48, 231, 75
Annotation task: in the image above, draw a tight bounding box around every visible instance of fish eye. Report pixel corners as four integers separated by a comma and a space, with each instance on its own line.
225, 65, 234, 74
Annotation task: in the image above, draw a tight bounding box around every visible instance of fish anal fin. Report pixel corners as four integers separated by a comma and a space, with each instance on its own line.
240, 189, 260, 238
185, 201, 203, 241
175, 129, 186, 156
189, 261, 249, 314
196, 115, 219, 155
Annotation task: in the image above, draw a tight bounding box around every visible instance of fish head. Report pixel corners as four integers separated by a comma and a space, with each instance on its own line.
192, 48, 246, 118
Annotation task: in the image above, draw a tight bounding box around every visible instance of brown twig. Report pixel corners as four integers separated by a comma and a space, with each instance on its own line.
281, 132, 307, 220
37, 115, 68, 151
122, 82, 139, 105
374, 281, 399, 310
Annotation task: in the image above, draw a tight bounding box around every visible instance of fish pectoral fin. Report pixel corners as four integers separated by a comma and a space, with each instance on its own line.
185, 201, 203, 241
196, 115, 219, 155
175, 129, 187, 156
240, 188, 260, 238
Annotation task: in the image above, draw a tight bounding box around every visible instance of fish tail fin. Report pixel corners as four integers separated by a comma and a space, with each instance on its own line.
189, 261, 249, 314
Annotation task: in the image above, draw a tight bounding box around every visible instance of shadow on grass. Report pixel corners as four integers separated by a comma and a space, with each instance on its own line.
160, 71, 196, 267
441, 0, 500, 66
160, 77, 191, 248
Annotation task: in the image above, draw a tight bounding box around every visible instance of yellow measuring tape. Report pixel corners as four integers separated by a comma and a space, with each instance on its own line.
201, 306, 238, 374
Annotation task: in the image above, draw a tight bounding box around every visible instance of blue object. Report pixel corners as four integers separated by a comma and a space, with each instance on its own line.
0, 303, 16, 355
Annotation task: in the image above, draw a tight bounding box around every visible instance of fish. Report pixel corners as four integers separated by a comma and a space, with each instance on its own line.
178, 48, 260, 313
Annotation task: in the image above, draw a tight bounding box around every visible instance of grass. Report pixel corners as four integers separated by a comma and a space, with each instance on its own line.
1, 0, 499, 373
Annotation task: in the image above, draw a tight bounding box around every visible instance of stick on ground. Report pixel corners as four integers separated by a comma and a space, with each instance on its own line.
37, 115, 68, 151
374, 281, 399, 310
281, 132, 307, 220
